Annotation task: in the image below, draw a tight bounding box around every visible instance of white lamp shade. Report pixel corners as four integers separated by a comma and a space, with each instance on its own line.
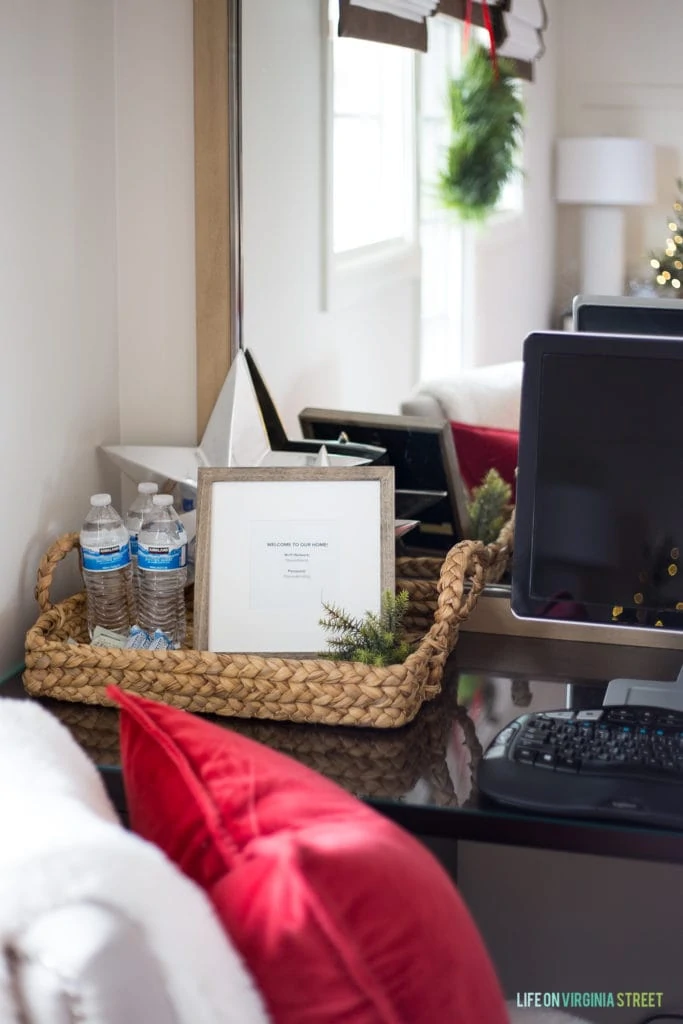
556, 137, 656, 206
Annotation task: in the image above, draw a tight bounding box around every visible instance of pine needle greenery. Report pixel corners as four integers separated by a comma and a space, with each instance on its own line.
467, 468, 512, 544
438, 44, 524, 222
319, 589, 413, 667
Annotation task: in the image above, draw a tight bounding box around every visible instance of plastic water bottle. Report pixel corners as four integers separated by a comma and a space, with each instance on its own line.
80, 494, 135, 639
178, 482, 197, 585
137, 494, 188, 648
125, 482, 159, 596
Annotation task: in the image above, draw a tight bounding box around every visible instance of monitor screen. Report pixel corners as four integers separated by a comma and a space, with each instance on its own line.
574, 295, 683, 337
512, 331, 683, 634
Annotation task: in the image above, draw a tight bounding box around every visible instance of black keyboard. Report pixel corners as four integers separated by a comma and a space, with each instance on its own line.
477, 705, 683, 830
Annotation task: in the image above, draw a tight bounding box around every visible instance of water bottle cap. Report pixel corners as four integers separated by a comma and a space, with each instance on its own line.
152, 494, 174, 507
138, 482, 159, 494
90, 494, 112, 507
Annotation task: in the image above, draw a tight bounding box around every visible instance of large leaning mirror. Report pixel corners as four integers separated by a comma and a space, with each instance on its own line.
201, 0, 670, 572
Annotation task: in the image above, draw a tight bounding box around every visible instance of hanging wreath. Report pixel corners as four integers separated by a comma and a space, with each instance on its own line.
437, 44, 525, 222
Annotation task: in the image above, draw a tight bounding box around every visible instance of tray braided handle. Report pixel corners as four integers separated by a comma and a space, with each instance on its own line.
419, 513, 514, 661
35, 532, 80, 615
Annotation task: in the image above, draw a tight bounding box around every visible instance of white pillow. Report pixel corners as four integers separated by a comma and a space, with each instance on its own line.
0, 700, 269, 1024
409, 361, 523, 430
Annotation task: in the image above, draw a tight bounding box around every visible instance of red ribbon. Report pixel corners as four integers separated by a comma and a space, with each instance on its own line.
463, 0, 499, 79
481, 0, 499, 77
462, 0, 473, 53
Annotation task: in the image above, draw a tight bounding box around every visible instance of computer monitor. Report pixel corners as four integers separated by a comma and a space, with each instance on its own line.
512, 330, 683, 708
573, 294, 683, 336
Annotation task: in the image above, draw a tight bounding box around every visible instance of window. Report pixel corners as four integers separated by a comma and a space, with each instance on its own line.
418, 21, 524, 378
329, 1, 416, 257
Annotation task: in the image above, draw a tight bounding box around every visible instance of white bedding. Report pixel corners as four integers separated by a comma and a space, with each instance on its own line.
0, 699, 269, 1024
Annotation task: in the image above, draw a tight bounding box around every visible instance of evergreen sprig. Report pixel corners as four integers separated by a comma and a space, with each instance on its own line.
438, 45, 525, 222
467, 468, 513, 544
319, 589, 413, 667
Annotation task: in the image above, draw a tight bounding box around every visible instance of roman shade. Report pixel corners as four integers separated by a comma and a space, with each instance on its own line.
435, 0, 547, 79
498, 0, 546, 64
339, 0, 435, 51
338, 0, 548, 76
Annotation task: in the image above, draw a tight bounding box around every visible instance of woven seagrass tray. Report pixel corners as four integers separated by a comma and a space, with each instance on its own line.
47, 678, 471, 805
24, 522, 512, 729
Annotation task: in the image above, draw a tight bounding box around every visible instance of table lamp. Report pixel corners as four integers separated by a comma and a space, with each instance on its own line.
556, 137, 656, 296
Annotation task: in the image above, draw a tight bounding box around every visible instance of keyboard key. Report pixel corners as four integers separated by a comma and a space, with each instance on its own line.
658, 712, 683, 727
515, 747, 537, 765
536, 752, 556, 769
608, 709, 635, 723
555, 756, 580, 773
576, 710, 603, 721
523, 739, 549, 751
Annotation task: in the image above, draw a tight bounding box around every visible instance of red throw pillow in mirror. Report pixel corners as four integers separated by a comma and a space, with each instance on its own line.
450, 420, 519, 497
109, 687, 508, 1024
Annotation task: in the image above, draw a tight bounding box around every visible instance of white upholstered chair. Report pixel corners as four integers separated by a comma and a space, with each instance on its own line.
401, 360, 524, 431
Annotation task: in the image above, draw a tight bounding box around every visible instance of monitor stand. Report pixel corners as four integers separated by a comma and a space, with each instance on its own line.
603, 664, 683, 711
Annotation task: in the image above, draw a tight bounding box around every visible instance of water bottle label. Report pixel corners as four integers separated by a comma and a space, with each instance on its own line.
81, 542, 131, 572
129, 533, 139, 557
138, 542, 187, 571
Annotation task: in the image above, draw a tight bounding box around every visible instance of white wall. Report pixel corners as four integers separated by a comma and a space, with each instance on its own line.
0, 0, 121, 676
114, 0, 196, 451
556, 0, 683, 310
0, 0, 196, 677
241, 0, 419, 435
466, 0, 559, 366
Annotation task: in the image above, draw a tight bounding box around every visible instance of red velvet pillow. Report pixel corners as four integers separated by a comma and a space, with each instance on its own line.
109, 687, 507, 1024
450, 420, 519, 496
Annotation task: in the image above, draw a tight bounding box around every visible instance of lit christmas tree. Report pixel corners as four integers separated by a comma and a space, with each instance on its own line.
650, 179, 683, 296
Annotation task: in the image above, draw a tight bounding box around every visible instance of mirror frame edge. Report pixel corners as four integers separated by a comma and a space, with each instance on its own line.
193, 0, 242, 439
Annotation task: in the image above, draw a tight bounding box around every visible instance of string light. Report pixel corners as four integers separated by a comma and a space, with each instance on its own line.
670, 222, 678, 230
657, 274, 667, 284
675, 260, 683, 269
663, 271, 672, 280
651, 258, 661, 269
673, 279, 681, 289
675, 235, 683, 244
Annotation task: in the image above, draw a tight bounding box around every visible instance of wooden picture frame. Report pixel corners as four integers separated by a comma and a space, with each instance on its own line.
298, 407, 470, 553
194, 466, 395, 654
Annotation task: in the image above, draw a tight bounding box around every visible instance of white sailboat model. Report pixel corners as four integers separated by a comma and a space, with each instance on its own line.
102, 350, 371, 491
101, 351, 376, 543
